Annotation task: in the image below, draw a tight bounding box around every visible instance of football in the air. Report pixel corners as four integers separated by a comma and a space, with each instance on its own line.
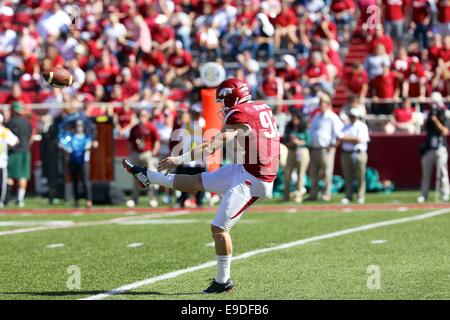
43, 67, 74, 88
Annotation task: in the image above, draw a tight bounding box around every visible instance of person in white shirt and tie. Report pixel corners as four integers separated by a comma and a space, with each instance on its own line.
308, 94, 344, 201
339, 108, 370, 205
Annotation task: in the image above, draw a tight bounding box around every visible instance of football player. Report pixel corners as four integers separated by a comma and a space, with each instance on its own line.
122, 78, 280, 293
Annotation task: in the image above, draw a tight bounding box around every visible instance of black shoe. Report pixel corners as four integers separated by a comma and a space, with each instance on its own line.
121, 159, 151, 189
202, 278, 234, 294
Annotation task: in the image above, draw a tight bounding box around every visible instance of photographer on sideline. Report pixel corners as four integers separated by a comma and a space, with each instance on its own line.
417, 94, 450, 203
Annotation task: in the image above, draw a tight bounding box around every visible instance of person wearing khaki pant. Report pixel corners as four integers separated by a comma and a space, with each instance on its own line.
127, 109, 161, 207
341, 151, 368, 202
309, 147, 336, 200
308, 94, 344, 201
339, 108, 370, 204
283, 111, 310, 203
419, 146, 450, 201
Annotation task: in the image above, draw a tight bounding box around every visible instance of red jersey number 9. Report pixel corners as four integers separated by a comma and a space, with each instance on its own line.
259, 110, 280, 139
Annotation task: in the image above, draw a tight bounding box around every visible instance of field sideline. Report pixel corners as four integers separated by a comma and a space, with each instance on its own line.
0, 192, 449, 300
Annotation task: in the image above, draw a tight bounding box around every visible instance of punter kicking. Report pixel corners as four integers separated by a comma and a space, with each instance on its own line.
122, 78, 280, 293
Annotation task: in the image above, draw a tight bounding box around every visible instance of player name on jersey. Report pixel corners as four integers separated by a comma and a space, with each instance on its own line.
224, 102, 280, 182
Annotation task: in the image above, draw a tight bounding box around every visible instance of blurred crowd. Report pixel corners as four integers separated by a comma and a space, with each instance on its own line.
0, 0, 351, 116
0, 1, 449, 134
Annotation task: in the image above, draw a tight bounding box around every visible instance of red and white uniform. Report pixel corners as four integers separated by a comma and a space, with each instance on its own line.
201, 102, 280, 230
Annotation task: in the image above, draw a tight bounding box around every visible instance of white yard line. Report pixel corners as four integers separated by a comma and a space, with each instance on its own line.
0, 210, 191, 236
46, 243, 65, 249
127, 243, 144, 248
370, 240, 387, 244
81, 207, 450, 300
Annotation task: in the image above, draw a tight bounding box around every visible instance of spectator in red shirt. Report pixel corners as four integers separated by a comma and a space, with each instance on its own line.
429, 33, 443, 68
419, 49, 435, 96
283, 82, 304, 112
273, 2, 298, 49
109, 84, 124, 103
93, 84, 106, 103
435, 0, 450, 36
403, 58, 426, 99
304, 52, 332, 92
344, 62, 369, 99
21, 48, 39, 77
46, 44, 64, 68
165, 41, 192, 85
369, 25, 394, 56
127, 108, 161, 208
385, 98, 419, 134
236, 5, 257, 32
5, 83, 33, 105
151, 15, 175, 52
411, 0, 431, 49
392, 47, 411, 95
407, 40, 422, 60
372, 65, 398, 114
330, 0, 356, 42
313, 13, 338, 40
142, 49, 166, 75
262, 68, 284, 99
113, 101, 137, 137
94, 49, 120, 89
80, 70, 101, 97
438, 35, 450, 65
279, 54, 300, 84
294, 12, 313, 58
120, 67, 140, 102
382, 0, 405, 52
432, 35, 450, 96
320, 40, 343, 82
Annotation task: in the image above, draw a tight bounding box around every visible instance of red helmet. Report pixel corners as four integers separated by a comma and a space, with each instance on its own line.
216, 78, 252, 113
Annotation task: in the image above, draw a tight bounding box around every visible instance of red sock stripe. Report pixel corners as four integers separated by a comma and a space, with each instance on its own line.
230, 196, 259, 220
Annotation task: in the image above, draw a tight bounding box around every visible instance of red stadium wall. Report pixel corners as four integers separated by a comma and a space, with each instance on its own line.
30, 133, 447, 190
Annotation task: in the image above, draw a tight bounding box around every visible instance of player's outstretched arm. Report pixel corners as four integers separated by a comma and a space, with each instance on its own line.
157, 124, 248, 172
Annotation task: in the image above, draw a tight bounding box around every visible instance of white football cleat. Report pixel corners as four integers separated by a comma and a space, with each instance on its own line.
126, 200, 136, 208
149, 199, 158, 208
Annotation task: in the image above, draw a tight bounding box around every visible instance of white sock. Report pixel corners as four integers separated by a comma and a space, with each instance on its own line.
215, 255, 232, 284
146, 170, 175, 189
18, 188, 26, 203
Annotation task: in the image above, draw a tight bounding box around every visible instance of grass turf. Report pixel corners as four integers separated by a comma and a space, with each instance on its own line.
0, 202, 448, 300
1, 190, 439, 210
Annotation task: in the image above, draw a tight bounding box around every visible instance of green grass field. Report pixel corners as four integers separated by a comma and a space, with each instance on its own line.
0, 191, 449, 300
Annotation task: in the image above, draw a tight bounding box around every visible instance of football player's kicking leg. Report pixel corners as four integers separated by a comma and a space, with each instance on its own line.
123, 160, 257, 293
